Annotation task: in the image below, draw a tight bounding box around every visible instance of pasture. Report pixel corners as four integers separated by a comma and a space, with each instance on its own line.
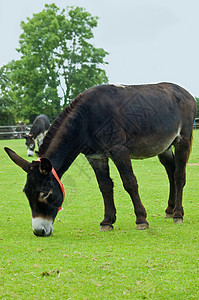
1, 131, 199, 299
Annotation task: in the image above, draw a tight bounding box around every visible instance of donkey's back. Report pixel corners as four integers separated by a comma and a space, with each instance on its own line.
83, 83, 196, 159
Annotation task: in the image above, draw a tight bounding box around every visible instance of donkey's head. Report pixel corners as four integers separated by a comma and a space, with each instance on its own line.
4, 147, 64, 237
23, 134, 35, 156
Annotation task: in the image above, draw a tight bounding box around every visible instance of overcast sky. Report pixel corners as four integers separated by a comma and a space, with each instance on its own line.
0, 0, 199, 96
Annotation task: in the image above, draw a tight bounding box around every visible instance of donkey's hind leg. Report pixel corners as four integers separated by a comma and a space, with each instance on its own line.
158, 147, 175, 218
87, 156, 116, 231
173, 135, 192, 223
111, 148, 148, 230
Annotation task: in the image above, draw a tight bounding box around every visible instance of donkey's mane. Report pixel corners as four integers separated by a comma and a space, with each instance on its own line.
38, 94, 83, 156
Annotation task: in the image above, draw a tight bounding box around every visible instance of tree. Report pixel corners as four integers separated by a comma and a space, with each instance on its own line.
10, 4, 108, 122
0, 64, 15, 125
195, 98, 199, 118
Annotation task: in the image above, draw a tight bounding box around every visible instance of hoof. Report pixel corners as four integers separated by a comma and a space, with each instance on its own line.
100, 224, 113, 232
173, 218, 183, 224
136, 223, 149, 230
165, 213, 174, 219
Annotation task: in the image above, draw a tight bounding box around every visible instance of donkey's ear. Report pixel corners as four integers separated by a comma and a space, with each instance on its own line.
39, 158, 52, 175
4, 147, 30, 173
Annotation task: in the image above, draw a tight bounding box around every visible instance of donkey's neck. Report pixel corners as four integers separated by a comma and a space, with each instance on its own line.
44, 114, 85, 178
30, 126, 40, 139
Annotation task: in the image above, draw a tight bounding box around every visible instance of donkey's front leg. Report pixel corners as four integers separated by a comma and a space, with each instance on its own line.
111, 148, 149, 230
87, 156, 116, 231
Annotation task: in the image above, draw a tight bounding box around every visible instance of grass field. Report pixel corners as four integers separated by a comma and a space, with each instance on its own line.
1, 131, 199, 299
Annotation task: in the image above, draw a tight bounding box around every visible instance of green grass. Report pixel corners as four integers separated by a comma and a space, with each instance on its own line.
1, 131, 199, 299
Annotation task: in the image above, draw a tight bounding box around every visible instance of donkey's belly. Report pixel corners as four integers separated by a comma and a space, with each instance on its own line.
127, 132, 180, 159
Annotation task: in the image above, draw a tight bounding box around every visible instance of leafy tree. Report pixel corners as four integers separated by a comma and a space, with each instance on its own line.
195, 98, 199, 118
10, 4, 108, 122
0, 64, 15, 125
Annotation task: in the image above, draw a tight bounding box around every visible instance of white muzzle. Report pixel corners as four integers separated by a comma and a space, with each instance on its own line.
27, 149, 34, 156
32, 217, 53, 237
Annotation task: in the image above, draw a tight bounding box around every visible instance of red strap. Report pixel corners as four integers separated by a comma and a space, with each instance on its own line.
52, 167, 65, 211
37, 158, 65, 211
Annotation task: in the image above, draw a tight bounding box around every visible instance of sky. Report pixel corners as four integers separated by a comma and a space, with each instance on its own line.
0, 0, 199, 96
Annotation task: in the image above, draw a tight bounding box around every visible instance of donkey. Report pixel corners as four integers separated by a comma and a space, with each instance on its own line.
23, 114, 50, 156
5, 83, 197, 236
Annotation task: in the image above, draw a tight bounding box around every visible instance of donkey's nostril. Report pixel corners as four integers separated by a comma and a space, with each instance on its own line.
33, 228, 52, 237
33, 228, 45, 237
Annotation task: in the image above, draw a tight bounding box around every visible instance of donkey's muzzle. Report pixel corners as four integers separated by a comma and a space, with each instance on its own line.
32, 217, 53, 237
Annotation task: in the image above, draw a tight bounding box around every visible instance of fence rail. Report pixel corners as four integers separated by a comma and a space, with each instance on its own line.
194, 118, 199, 130
0, 125, 31, 140
0, 119, 199, 140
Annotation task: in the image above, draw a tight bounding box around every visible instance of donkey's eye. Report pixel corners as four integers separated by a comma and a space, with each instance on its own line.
38, 191, 52, 202
43, 192, 50, 198
29, 144, 34, 149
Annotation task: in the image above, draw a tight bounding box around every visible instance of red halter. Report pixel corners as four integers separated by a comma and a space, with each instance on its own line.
37, 158, 65, 211
52, 167, 65, 211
